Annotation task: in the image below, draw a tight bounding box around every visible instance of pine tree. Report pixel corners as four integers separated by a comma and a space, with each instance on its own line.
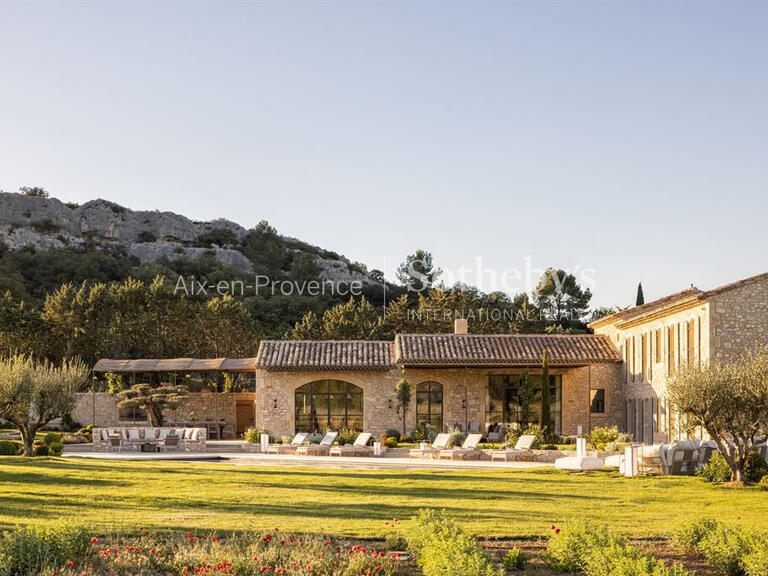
636, 283, 645, 306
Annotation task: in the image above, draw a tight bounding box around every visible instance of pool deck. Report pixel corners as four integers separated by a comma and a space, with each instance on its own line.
63, 441, 553, 470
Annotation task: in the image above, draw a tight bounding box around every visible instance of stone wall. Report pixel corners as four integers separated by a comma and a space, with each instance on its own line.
593, 301, 709, 443
254, 364, 624, 439
72, 391, 254, 438
709, 276, 768, 363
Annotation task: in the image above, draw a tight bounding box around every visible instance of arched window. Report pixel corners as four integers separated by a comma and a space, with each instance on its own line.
416, 381, 443, 431
295, 380, 363, 432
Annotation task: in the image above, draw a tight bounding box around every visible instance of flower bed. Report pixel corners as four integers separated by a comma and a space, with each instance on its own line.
0, 522, 405, 576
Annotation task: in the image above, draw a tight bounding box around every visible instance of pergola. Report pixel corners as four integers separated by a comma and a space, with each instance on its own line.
91, 358, 258, 437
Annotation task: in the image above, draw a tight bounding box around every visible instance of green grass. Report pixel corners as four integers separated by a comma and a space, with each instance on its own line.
0, 457, 763, 538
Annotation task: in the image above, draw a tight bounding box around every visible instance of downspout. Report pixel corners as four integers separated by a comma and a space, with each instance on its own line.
464, 366, 469, 432
587, 364, 591, 435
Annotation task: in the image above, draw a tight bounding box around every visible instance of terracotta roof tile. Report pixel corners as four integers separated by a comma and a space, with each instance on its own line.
256, 340, 395, 371
394, 334, 621, 366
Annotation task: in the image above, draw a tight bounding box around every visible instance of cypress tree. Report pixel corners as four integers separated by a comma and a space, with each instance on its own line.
636, 283, 645, 306
540, 349, 551, 436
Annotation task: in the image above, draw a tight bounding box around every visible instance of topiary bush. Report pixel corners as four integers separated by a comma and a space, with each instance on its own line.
405, 509, 503, 576
744, 451, 768, 483
383, 428, 401, 442
699, 452, 732, 483
0, 440, 19, 456
502, 547, 529, 571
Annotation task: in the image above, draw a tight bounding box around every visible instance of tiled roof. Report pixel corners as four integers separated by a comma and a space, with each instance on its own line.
589, 288, 703, 328
394, 334, 621, 366
590, 270, 768, 329
256, 340, 395, 371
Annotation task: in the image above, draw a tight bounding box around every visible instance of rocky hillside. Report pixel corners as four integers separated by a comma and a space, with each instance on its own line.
0, 191, 383, 288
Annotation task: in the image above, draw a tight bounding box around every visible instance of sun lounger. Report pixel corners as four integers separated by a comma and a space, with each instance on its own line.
409, 433, 450, 459
329, 432, 373, 456
438, 433, 483, 460
267, 432, 309, 454
490, 434, 537, 461
295, 431, 338, 456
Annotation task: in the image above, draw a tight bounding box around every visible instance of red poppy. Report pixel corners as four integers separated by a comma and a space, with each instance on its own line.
66, 561, 74, 567
90, 537, 98, 544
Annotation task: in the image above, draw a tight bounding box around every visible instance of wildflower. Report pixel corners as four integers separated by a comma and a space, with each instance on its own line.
555, 528, 561, 534
252, 554, 259, 561
66, 561, 75, 567
90, 537, 98, 544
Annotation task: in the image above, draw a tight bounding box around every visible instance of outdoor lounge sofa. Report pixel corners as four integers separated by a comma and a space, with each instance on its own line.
438, 433, 483, 460
295, 431, 338, 456
409, 433, 451, 459
329, 432, 373, 457
490, 434, 537, 462
266, 432, 309, 455
93, 427, 206, 452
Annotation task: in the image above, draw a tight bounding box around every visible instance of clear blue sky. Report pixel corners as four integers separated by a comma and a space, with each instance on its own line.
1, 1, 767, 308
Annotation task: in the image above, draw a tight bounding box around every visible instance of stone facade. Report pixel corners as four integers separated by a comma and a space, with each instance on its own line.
709, 279, 768, 363
591, 271, 768, 443
72, 392, 255, 438
254, 364, 624, 439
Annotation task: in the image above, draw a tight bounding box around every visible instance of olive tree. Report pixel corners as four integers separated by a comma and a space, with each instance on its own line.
667, 349, 768, 484
0, 354, 90, 456
116, 383, 189, 427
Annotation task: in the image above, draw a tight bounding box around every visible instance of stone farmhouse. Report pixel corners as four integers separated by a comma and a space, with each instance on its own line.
78, 271, 768, 443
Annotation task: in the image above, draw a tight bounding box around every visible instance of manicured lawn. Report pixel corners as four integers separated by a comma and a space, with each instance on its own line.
0, 457, 764, 538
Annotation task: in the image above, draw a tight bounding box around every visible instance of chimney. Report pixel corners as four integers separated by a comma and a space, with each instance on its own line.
454, 318, 468, 335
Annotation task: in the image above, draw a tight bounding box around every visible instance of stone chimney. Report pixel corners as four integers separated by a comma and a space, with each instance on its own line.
454, 318, 468, 335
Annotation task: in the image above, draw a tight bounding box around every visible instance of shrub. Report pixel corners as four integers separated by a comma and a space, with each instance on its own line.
0, 520, 91, 576
32, 444, 49, 457
544, 521, 621, 573
410, 423, 436, 443
744, 540, 768, 576
699, 452, 732, 483
383, 437, 398, 448
587, 426, 630, 451
445, 425, 466, 448
337, 428, 360, 446
400, 435, 414, 443
502, 547, 529, 571
384, 532, 407, 551
670, 517, 719, 552
0, 440, 19, 456
243, 428, 273, 444
383, 428, 401, 442
697, 523, 754, 576
42, 432, 61, 446
405, 509, 502, 576
745, 451, 768, 483
584, 542, 690, 576
759, 476, 768, 491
